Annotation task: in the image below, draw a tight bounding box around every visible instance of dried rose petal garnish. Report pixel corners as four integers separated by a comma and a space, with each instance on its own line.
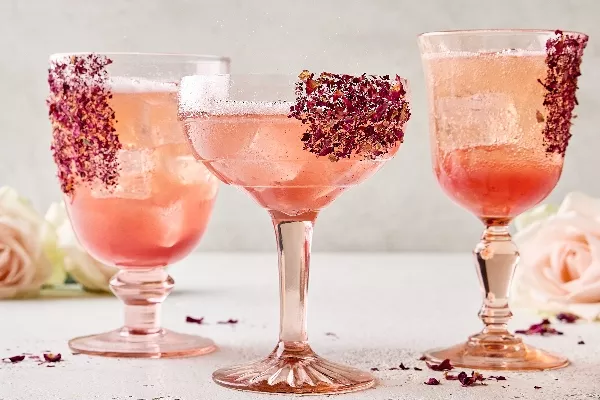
4, 355, 25, 363
185, 316, 205, 324
444, 371, 460, 381
539, 30, 588, 156
370, 367, 379, 371
578, 340, 585, 345
424, 378, 440, 386
399, 363, 409, 370
515, 319, 563, 336
534, 386, 542, 389
445, 371, 486, 386
47, 54, 121, 196
556, 312, 580, 323
488, 375, 507, 381
43, 353, 62, 362
414, 367, 423, 371
426, 358, 453, 371
459, 371, 486, 387
217, 319, 238, 325
289, 70, 410, 161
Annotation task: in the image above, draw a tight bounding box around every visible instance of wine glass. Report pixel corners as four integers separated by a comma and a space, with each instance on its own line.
418, 29, 588, 370
47, 52, 229, 358
179, 72, 411, 393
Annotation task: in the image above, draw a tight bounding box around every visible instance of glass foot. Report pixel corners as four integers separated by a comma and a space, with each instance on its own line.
69, 328, 217, 358
213, 345, 375, 394
424, 336, 569, 371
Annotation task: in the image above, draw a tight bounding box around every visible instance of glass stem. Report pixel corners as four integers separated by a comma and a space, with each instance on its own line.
271, 211, 317, 352
110, 268, 174, 335
473, 224, 519, 337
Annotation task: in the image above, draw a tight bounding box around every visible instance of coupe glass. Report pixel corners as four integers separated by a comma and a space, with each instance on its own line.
418, 30, 588, 370
47, 53, 229, 358
179, 72, 410, 393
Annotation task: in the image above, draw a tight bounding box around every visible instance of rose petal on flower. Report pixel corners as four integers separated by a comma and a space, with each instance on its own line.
424, 378, 440, 385
558, 192, 600, 222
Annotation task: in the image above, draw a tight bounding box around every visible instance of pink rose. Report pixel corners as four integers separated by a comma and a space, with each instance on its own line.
513, 192, 600, 320
0, 187, 52, 299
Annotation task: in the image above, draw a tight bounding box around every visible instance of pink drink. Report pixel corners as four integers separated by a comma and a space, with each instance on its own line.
423, 50, 564, 221
67, 81, 218, 268
184, 106, 396, 217
436, 144, 561, 220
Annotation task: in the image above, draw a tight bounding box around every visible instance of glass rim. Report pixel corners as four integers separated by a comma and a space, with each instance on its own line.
49, 52, 231, 64
181, 72, 410, 83
418, 28, 588, 40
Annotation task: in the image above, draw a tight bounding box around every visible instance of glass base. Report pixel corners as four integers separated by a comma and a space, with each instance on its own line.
68, 328, 217, 359
424, 336, 569, 371
212, 345, 375, 394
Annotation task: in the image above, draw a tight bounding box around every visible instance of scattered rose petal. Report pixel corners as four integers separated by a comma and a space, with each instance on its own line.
424, 378, 440, 386
446, 371, 486, 386
556, 313, 580, 323
185, 316, 204, 324
399, 363, 410, 370
444, 371, 460, 381
370, 367, 379, 371
414, 367, 423, 371
43, 353, 62, 362
217, 319, 238, 325
427, 359, 453, 371
389, 367, 399, 370
489, 376, 507, 381
578, 340, 585, 345
4, 355, 25, 363
534, 386, 542, 389
46, 365, 56, 368
515, 319, 563, 336
458, 371, 486, 387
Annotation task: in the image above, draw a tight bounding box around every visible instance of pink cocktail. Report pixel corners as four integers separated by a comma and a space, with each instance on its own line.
419, 30, 588, 371
436, 144, 562, 221
47, 53, 229, 358
67, 89, 217, 268
180, 72, 410, 394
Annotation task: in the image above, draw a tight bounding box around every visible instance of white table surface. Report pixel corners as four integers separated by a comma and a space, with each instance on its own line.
1, 253, 598, 400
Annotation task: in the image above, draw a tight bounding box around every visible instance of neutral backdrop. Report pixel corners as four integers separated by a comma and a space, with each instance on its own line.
0, 0, 598, 252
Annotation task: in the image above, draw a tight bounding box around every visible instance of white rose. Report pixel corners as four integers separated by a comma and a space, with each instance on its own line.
513, 192, 600, 321
45, 202, 118, 293
0, 187, 52, 299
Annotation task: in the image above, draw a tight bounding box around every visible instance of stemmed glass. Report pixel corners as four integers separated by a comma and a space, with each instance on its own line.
179, 72, 410, 393
418, 30, 588, 370
47, 53, 229, 358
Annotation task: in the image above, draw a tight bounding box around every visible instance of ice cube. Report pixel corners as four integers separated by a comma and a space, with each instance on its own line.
167, 155, 218, 186
91, 149, 155, 200
156, 199, 184, 248
435, 93, 521, 144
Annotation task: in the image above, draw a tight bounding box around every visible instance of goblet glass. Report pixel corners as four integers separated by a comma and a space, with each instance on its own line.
418, 30, 588, 370
179, 72, 410, 393
47, 52, 229, 358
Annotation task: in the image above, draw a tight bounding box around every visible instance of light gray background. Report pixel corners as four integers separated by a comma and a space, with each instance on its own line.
0, 0, 598, 252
